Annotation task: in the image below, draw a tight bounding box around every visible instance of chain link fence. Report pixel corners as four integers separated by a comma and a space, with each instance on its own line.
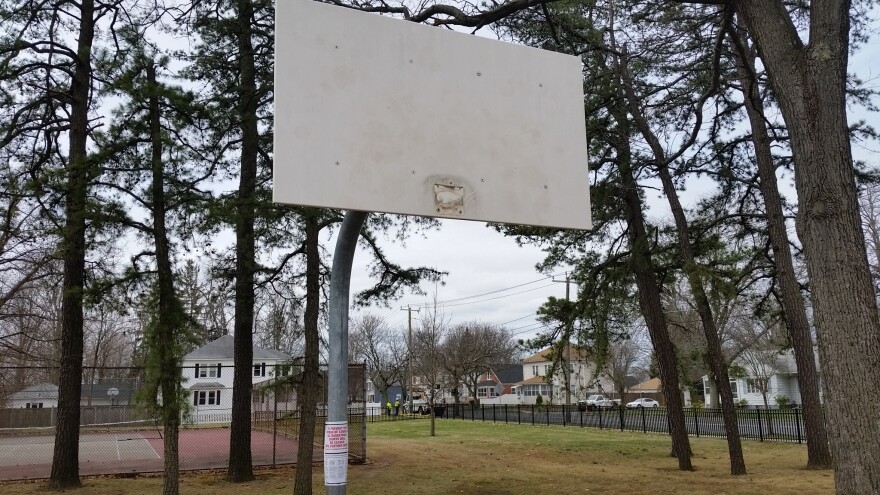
0, 363, 366, 481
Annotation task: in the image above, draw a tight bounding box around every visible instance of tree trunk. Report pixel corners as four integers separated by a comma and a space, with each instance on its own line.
228, 0, 259, 482
615, 47, 746, 475
729, 27, 832, 469
295, 214, 321, 495
49, 0, 95, 487
429, 392, 436, 437
611, 106, 693, 471
737, 3, 880, 490
656, 164, 747, 475
148, 63, 182, 495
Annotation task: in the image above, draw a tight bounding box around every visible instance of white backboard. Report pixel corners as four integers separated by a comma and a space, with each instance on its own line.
274, 0, 591, 230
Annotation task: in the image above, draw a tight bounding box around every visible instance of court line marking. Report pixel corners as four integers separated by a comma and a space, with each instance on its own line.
146, 434, 161, 459
115, 435, 121, 460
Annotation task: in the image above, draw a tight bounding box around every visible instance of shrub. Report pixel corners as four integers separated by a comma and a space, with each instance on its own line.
774, 395, 791, 409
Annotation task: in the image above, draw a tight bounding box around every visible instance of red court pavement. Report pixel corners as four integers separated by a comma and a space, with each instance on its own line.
0, 427, 313, 481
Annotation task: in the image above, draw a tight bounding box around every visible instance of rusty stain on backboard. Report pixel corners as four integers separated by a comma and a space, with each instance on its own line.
433, 183, 464, 215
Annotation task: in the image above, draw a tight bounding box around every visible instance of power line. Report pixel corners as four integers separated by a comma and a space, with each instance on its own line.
508, 321, 546, 333
433, 274, 560, 304
402, 271, 566, 308
512, 324, 551, 337
414, 283, 557, 309
495, 313, 537, 326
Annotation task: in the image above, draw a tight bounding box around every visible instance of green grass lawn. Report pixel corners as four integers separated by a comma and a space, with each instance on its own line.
0, 419, 834, 494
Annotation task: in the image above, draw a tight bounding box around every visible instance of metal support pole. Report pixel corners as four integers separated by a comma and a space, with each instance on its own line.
326, 210, 368, 495
401, 305, 418, 415
408, 307, 413, 414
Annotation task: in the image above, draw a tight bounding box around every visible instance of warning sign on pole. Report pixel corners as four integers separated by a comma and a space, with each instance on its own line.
324, 421, 348, 453
324, 421, 349, 486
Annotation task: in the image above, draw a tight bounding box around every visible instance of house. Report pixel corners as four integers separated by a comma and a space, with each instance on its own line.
630, 377, 661, 396
365, 382, 405, 407
182, 335, 291, 421
6, 383, 58, 409
702, 348, 820, 408
512, 345, 614, 405
474, 364, 524, 404
6, 379, 140, 409
626, 377, 691, 407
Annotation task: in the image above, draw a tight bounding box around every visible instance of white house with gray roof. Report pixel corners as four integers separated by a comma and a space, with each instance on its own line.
182, 335, 291, 422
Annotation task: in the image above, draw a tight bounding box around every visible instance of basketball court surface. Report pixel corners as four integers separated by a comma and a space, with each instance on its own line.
0, 427, 303, 480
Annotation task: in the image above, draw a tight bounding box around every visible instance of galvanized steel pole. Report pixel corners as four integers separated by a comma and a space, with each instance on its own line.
326, 210, 368, 495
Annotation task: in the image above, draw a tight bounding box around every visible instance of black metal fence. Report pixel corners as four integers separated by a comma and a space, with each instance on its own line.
0, 363, 367, 481
421, 404, 808, 444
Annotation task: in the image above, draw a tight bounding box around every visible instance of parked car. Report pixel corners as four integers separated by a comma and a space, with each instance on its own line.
626, 398, 660, 408
581, 395, 620, 411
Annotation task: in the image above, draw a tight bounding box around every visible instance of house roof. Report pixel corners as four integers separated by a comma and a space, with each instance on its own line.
522, 344, 590, 364
495, 364, 524, 384
189, 382, 225, 390
631, 377, 661, 393
183, 335, 291, 361
515, 375, 550, 386
9, 382, 58, 400
10, 380, 138, 401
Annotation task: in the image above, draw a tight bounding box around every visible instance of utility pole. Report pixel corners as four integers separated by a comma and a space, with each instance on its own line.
401, 305, 420, 414
553, 273, 576, 421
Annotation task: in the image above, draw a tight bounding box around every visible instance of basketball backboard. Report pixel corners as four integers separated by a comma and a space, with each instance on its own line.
274, 0, 591, 230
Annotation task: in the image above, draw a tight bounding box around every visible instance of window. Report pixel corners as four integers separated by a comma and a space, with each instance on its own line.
253, 363, 266, 377
747, 378, 767, 394
195, 363, 221, 378
544, 364, 551, 374
532, 365, 539, 376
25, 402, 44, 408
729, 381, 739, 399
194, 390, 222, 406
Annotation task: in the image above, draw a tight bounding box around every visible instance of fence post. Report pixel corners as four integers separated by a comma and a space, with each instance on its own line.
531, 404, 535, 426
504, 404, 508, 424
795, 408, 802, 444
598, 406, 603, 430
493, 404, 496, 423
518, 404, 521, 425
641, 406, 647, 433
694, 408, 700, 437
272, 389, 278, 467
619, 407, 624, 432
756, 408, 764, 442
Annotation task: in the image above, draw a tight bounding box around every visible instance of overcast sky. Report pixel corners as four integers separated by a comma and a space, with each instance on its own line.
344, 218, 568, 342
